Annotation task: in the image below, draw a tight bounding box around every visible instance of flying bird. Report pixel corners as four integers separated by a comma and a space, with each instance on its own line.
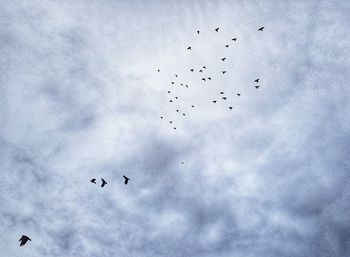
215, 27, 219, 32
212, 100, 217, 103
169, 100, 173, 103
255, 86, 260, 89
187, 46, 191, 50
199, 69, 203, 73
225, 44, 229, 48
101, 178, 107, 188
168, 91, 170, 94
123, 175, 130, 185
254, 79, 259, 83
170, 121, 173, 124
222, 97, 227, 100
232, 38, 237, 41
175, 74, 178, 77
157, 69, 160, 72
90, 178, 96, 184
222, 71, 227, 74
160, 116, 163, 119
173, 127, 177, 130
258, 26, 265, 31
19, 235, 31, 246
197, 30, 200, 34
185, 85, 189, 88
221, 58, 226, 61
176, 110, 179, 112
191, 105, 195, 108
237, 93, 241, 96
220, 92, 224, 94
203, 66, 206, 69
181, 162, 184, 164
202, 78, 206, 81
182, 113, 185, 116
207, 77, 211, 80
190, 69, 194, 72
171, 82, 174, 84
229, 106, 233, 110
175, 96, 178, 99
180, 83, 183, 86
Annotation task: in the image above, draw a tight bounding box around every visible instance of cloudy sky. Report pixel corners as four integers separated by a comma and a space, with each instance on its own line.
1, 0, 350, 256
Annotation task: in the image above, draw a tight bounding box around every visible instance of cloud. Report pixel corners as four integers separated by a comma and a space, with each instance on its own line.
1, 0, 350, 256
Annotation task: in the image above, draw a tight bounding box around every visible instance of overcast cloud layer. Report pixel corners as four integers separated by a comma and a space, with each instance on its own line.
1, 1, 350, 256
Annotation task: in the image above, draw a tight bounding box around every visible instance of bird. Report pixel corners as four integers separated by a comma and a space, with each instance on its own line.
181, 162, 184, 164
199, 69, 203, 73
176, 110, 179, 112
215, 27, 219, 32
229, 106, 233, 110
213, 100, 217, 103
175, 74, 178, 77
207, 77, 211, 80
202, 78, 206, 81
180, 83, 183, 86
157, 69, 160, 72
160, 116, 163, 119
168, 91, 170, 94
220, 92, 224, 94
221, 58, 226, 61
173, 127, 177, 130
19, 235, 31, 246
123, 175, 130, 185
197, 30, 200, 34
254, 79, 259, 83
169, 100, 173, 103
185, 85, 189, 88
222, 97, 227, 100
187, 46, 191, 50
190, 69, 194, 72
258, 26, 264, 31
171, 82, 174, 84
232, 38, 237, 41
237, 93, 241, 96
255, 85, 260, 89
175, 96, 178, 99
90, 178, 96, 184
203, 66, 206, 69
101, 178, 107, 188
225, 44, 229, 47
222, 71, 227, 74
182, 113, 185, 116
170, 121, 173, 124
191, 105, 195, 108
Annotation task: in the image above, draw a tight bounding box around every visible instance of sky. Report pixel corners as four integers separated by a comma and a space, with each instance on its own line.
1, 0, 350, 256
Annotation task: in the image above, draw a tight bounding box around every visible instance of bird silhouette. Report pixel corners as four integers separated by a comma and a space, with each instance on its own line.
123, 175, 130, 185
255, 86, 260, 89
170, 121, 173, 124
258, 26, 264, 31
222, 97, 227, 100
197, 30, 200, 34
180, 83, 183, 86
173, 127, 177, 130
202, 78, 206, 81
175, 96, 178, 99
191, 105, 195, 108
168, 91, 171, 94
181, 162, 184, 164
254, 79, 259, 83
19, 235, 31, 246
190, 69, 194, 72
237, 93, 241, 96
222, 71, 227, 74
213, 100, 217, 103
229, 106, 233, 110
215, 27, 219, 32
182, 113, 185, 116
187, 46, 191, 50
225, 44, 229, 47
203, 66, 206, 69
171, 82, 174, 84
221, 58, 226, 61
90, 178, 96, 184
169, 100, 173, 103
101, 178, 107, 188
157, 69, 160, 72
160, 116, 163, 119
176, 110, 179, 112
199, 69, 203, 73
207, 77, 211, 80
232, 38, 237, 41
220, 92, 224, 94
175, 74, 178, 77
185, 85, 189, 88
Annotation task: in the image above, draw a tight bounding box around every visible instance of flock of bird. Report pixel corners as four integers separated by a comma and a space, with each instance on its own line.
158, 26, 265, 131
18, 25, 265, 248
